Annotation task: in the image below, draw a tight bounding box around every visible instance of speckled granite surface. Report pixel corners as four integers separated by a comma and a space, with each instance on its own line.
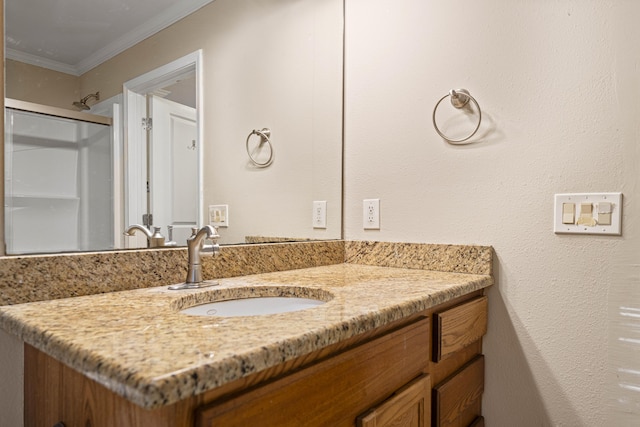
345, 241, 493, 275
0, 263, 492, 409
0, 240, 345, 305
0, 240, 493, 306
244, 236, 316, 243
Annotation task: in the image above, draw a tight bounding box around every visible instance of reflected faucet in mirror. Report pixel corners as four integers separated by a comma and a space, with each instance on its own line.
123, 224, 176, 248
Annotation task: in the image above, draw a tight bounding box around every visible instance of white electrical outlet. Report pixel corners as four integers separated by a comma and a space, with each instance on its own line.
363, 199, 380, 230
313, 201, 327, 229
209, 204, 229, 227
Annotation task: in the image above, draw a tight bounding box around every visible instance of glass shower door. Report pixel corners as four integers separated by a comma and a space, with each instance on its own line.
5, 107, 113, 254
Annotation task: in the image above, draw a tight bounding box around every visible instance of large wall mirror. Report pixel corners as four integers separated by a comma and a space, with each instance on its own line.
4, 0, 344, 254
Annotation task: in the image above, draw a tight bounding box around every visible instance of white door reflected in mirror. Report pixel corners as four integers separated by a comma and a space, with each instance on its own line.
149, 96, 198, 245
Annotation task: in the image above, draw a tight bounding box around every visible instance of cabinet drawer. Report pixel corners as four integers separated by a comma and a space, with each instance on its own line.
357, 374, 430, 427
195, 317, 430, 427
433, 296, 487, 362
433, 355, 484, 427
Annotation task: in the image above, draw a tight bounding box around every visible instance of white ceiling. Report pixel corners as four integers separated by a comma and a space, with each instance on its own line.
5, 0, 214, 76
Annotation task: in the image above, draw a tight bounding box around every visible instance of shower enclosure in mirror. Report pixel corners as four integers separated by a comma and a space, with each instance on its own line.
5, 101, 115, 254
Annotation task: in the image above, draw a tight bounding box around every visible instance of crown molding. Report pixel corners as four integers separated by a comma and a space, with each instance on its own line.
9, 0, 214, 77
5, 48, 80, 76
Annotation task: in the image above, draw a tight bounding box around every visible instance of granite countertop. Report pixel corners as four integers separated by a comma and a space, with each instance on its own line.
0, 263, 492, 409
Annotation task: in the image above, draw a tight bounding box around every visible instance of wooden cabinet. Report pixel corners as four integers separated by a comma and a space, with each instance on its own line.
433, 356, 484, 427
357, 374, 431, 427
430, 296, 488, 427
24, 293, 488, 427
195, 318, 430, 427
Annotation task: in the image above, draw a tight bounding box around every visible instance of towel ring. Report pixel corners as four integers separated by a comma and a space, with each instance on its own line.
432, 89, 482, 143
246, 128, 274, 167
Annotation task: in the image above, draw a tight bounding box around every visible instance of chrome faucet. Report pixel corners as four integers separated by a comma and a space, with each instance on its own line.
168, 225, 221, 290
185, 225, 220, 284
124, 224, 166, 248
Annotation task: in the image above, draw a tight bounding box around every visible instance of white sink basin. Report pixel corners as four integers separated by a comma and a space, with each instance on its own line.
180, 296, 325, 317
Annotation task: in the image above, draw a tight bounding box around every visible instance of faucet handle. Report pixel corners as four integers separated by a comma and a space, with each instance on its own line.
163, 225, 178, 247
149, 227, 166, 248
201, 242, 221, 257
201, 226, 220, 257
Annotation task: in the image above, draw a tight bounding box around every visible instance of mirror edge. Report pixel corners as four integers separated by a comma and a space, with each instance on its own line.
1, 0, 5, 256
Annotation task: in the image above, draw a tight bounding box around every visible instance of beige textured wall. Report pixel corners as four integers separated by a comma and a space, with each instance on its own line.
344, 1, 640, 425
5, 59, 80, 109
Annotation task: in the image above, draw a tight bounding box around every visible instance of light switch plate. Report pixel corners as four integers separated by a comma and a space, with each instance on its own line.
209, 204, 229, 227
554, 193, 622, 235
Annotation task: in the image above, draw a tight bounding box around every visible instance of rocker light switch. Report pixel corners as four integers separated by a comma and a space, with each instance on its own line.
562, 203, 575, 224
577, 203, 596, 226
597, 202, 612, 225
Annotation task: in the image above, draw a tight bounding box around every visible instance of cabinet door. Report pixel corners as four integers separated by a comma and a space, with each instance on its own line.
357, 374, 430, 427
433, 355, 484, 427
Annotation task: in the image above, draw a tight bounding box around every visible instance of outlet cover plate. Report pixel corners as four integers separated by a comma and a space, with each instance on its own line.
313, 201, 327, 229
363, 199, 380, 230
554, 193, 622, 235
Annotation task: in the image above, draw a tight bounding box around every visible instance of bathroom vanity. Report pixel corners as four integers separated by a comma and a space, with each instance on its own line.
1, 261, 490, 426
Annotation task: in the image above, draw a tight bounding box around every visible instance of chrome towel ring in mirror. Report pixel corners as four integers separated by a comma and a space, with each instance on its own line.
432, 89, 482, 143
246, 128, 274, 167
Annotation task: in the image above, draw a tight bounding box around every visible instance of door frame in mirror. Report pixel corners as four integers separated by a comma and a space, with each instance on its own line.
122, 50, 203, 248
1, 4, 5, 256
